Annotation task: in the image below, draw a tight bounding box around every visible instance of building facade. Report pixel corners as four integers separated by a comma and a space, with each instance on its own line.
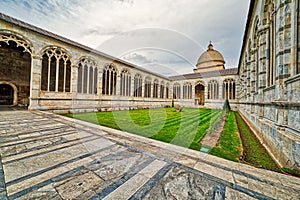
0, 13, 238, 113
237, 0, 300, 171
0, 0, 299, 172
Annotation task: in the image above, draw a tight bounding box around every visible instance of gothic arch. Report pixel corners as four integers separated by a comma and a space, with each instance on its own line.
102, 64, 117, 95
207, 80, 219, 99
195, 81, 205, 105
183, 82, 192, 99
0, 32, 32, 106
77, 57, 98, 94
172, 82, 181, 99
144, 76, 152, 98
133, 73, 142, 97
41, 46, 72, 92
40, 46, 71, 60
223, 78, 236, 99
120, 68, 131, 96
75, 56, 96, 66
195, 80, 205, 87
0, 30, 34, 54
0, 81, 18, 106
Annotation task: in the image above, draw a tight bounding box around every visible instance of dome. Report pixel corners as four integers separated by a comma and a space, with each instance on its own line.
194, 43, 225, 73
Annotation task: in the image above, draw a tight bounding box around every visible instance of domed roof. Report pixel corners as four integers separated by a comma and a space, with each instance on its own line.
197, 43, 225, 66
194, 43, 225, 73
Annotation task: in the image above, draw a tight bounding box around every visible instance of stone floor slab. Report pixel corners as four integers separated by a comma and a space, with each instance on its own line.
0, 110, 299, 200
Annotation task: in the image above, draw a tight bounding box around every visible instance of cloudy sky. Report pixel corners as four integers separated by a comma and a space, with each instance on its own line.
0, 0, 249, 76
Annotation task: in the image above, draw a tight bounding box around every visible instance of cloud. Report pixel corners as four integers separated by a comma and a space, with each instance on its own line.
122, 53, 157, 64
0, 0, 249, 75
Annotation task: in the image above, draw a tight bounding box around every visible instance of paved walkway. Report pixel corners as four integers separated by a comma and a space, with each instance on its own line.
0, 111, 299, 200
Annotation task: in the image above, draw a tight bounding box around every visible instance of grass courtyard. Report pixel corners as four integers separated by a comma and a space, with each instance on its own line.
64, 107, 280, 171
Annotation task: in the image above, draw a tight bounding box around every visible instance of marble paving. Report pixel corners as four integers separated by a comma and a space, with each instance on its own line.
0, 110, 299, 200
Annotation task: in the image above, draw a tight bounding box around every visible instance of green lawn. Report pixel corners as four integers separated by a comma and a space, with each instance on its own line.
235, 112, 280, 171
63, 108, 280, 171
64, 108, 224, 150
210, 111, 242, 162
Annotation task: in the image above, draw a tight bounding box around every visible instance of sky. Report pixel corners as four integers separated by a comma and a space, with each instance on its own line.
0, 0, 250, 76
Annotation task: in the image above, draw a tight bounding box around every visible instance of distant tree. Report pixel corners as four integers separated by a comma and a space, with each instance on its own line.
223, 99, 231, 111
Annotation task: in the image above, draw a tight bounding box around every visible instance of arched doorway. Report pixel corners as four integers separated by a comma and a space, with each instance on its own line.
195, 83, 205, 105
0, 84, 14, 105
0, 33, 32, 107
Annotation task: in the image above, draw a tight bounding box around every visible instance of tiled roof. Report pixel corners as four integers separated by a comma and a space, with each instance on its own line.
170, 68, 238, 80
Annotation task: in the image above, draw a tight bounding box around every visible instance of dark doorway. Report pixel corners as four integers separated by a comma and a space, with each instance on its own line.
0, 37, 31, 106
195, 83, 205, 105
0, 84, 14, 105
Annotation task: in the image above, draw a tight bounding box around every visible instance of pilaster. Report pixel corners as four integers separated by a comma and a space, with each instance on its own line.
116, 74, 121, 96
98, 68, 103, 97
29, 55, 42, 110
141, 79, 145, 98
71, 65, 78, 93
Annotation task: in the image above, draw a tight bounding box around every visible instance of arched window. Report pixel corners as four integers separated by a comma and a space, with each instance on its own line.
153, 79, 159, 98
183, 82, 192, 99
166, 83, 169, 99
223, 79, 235, 99
173, 83, 181, 99
77, 58, 97, 94
160, 81, 165, 99
120, 69, 131, 96
207, 80, 219, 99
41, 47, 71, 92
102, 64, 117, 95
144, 77, 152, 98
134, 74, 142, 97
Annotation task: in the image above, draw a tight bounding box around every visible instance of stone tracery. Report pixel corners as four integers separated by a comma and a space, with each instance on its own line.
144, 77, 152, 98
173, 83, 181, 99
41, 47, 71, 92
120, 69, 131, 96
133, 74, 142, 97
0, 33, 32, 53
207, 80, 219, 99
77, 57, 98, 94
102, 64, 117, 95
223, 79, 235, 100
183, 82, 192, 99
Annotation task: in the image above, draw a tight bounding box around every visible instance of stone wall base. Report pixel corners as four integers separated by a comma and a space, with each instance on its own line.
239, 108, 300, 172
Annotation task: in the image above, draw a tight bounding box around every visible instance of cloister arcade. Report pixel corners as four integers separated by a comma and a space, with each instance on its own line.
0, 15, 237, 112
